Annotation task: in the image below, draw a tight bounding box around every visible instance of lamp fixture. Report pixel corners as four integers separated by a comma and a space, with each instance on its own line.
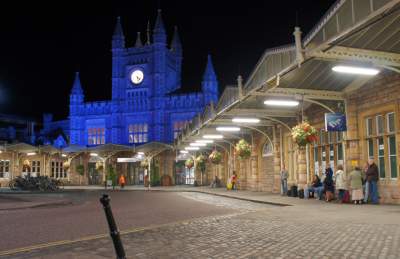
195, 139, 214, 143
202, 134, 224, 139
190, 142, 207, 147
90, 153, 98, 157
264, 100, 299, 107
27, 152, 36, 156
185, 146, 200, 151
180, 150, 189, 154
137, 152, 145, 155
332, 65, 379, 75
61, 154, 67, 157
216, 126, 241, 132
232, 117, 260, 123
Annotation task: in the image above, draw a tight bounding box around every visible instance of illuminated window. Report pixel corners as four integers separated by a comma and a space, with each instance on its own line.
262, 142, 273, 157
0, 160, 10, 178
365, 112, 397, 179
88, 128, 105, 145
173, 121, 188, 139
51, 161, 67, 179
128, 123, 148, 144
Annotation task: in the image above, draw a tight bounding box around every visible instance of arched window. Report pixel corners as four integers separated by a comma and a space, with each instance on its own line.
262, 141, 273, 157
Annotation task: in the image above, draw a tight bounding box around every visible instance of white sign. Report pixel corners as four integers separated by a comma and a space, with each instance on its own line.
322, 152, 326, 157
379, 144, 384, 150
117, 158, 139, 163
330, 150, 334, 156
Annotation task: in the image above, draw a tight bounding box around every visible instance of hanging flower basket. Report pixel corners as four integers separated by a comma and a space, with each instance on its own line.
209, 150, 222, 165
235, 139, 251, 160
185, 158, 194, 169
140, 160, 149, 168
196, 155, 206, 172
291, 121, 318, 147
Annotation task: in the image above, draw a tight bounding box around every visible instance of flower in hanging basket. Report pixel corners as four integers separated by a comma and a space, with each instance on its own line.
185, 158, 194, 169
140, 160, 149, 168
196, 155, 207, 171
209, 150, 222, 165
291, 121, 318, 146
235, 139, 251, 159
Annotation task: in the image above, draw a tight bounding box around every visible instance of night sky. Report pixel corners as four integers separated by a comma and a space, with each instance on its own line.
0, 0, 336, 121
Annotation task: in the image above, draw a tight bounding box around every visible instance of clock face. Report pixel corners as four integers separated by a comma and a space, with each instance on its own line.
130, 70, 144, 85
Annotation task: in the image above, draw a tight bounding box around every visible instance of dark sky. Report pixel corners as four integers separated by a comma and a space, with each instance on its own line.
0, 0, 336, 121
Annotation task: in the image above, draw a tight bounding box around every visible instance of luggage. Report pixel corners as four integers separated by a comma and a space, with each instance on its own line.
342, 190, 350, 203
298, 189, 304, 199
291, 185, 298, 197
227, 182, 232, 190
287, 190, 291, 197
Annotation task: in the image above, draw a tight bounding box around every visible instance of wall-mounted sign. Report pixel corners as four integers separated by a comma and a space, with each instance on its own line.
325, 113, 347, 132
117, 158, 140, 163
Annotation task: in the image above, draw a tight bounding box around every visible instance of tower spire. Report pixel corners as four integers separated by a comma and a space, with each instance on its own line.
112, 16, 125, 49
202, 55, 219, 105
202, 55, 217, 81
153, 9, 166, 44
146, 20, 151, 45
171, 26, 182, 51
71, 72, 83, 95
154, 9, 165, 33
135, 32, 143, 47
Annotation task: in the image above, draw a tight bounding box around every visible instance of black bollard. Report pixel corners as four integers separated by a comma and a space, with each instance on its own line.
100, 194, 126, 259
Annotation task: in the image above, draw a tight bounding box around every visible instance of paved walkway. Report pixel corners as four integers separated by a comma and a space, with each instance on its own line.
2, 187, 400, 258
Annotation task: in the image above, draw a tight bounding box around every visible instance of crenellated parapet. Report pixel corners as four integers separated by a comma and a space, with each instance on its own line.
165, 92, 204, 111
82, 101, 112, 115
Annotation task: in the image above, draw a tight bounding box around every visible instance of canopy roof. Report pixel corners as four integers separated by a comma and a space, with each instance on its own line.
175, 0, 400, 152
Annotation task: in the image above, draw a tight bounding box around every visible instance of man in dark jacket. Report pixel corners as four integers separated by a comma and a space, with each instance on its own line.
366, 159, 379, 204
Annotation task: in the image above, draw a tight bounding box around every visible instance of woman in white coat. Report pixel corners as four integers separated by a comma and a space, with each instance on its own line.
335, 164, 347, 202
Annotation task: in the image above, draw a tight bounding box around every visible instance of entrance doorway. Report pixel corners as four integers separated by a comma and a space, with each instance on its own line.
88, 162, 101, 185
127, 163, 144, 185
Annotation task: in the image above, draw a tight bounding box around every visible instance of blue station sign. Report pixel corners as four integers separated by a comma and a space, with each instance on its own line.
325, 113, 347, 131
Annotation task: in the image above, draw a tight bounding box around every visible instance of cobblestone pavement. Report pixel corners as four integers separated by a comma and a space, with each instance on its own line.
3, 192, 400, 259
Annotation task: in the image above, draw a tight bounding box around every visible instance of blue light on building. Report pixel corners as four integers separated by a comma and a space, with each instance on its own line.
44, 10, 219, 146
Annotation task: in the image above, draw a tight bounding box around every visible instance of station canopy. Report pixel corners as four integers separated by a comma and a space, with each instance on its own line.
175, 0, 400, 152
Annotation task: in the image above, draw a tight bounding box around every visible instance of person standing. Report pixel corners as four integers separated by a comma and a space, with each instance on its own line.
335, 165, 347, 202
366, 159, 379, 204
323, 167, 334, 202
231, 171, 238, 191
349, 166, 364, 204
363, 161, 369, 203
119, 174, 126, 189
280, 166, 288, 196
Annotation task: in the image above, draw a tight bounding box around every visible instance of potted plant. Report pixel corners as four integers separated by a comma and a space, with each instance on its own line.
185, 158, 194, 169
106, 166, 117, 189
291, 121, 318, 147
209, 150, 222, 165
235, 139, 251, 159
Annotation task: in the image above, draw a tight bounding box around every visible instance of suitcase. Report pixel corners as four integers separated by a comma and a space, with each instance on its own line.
298, 189, 304, 199
342, 190, 350, 203
291, 186, 298, 197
